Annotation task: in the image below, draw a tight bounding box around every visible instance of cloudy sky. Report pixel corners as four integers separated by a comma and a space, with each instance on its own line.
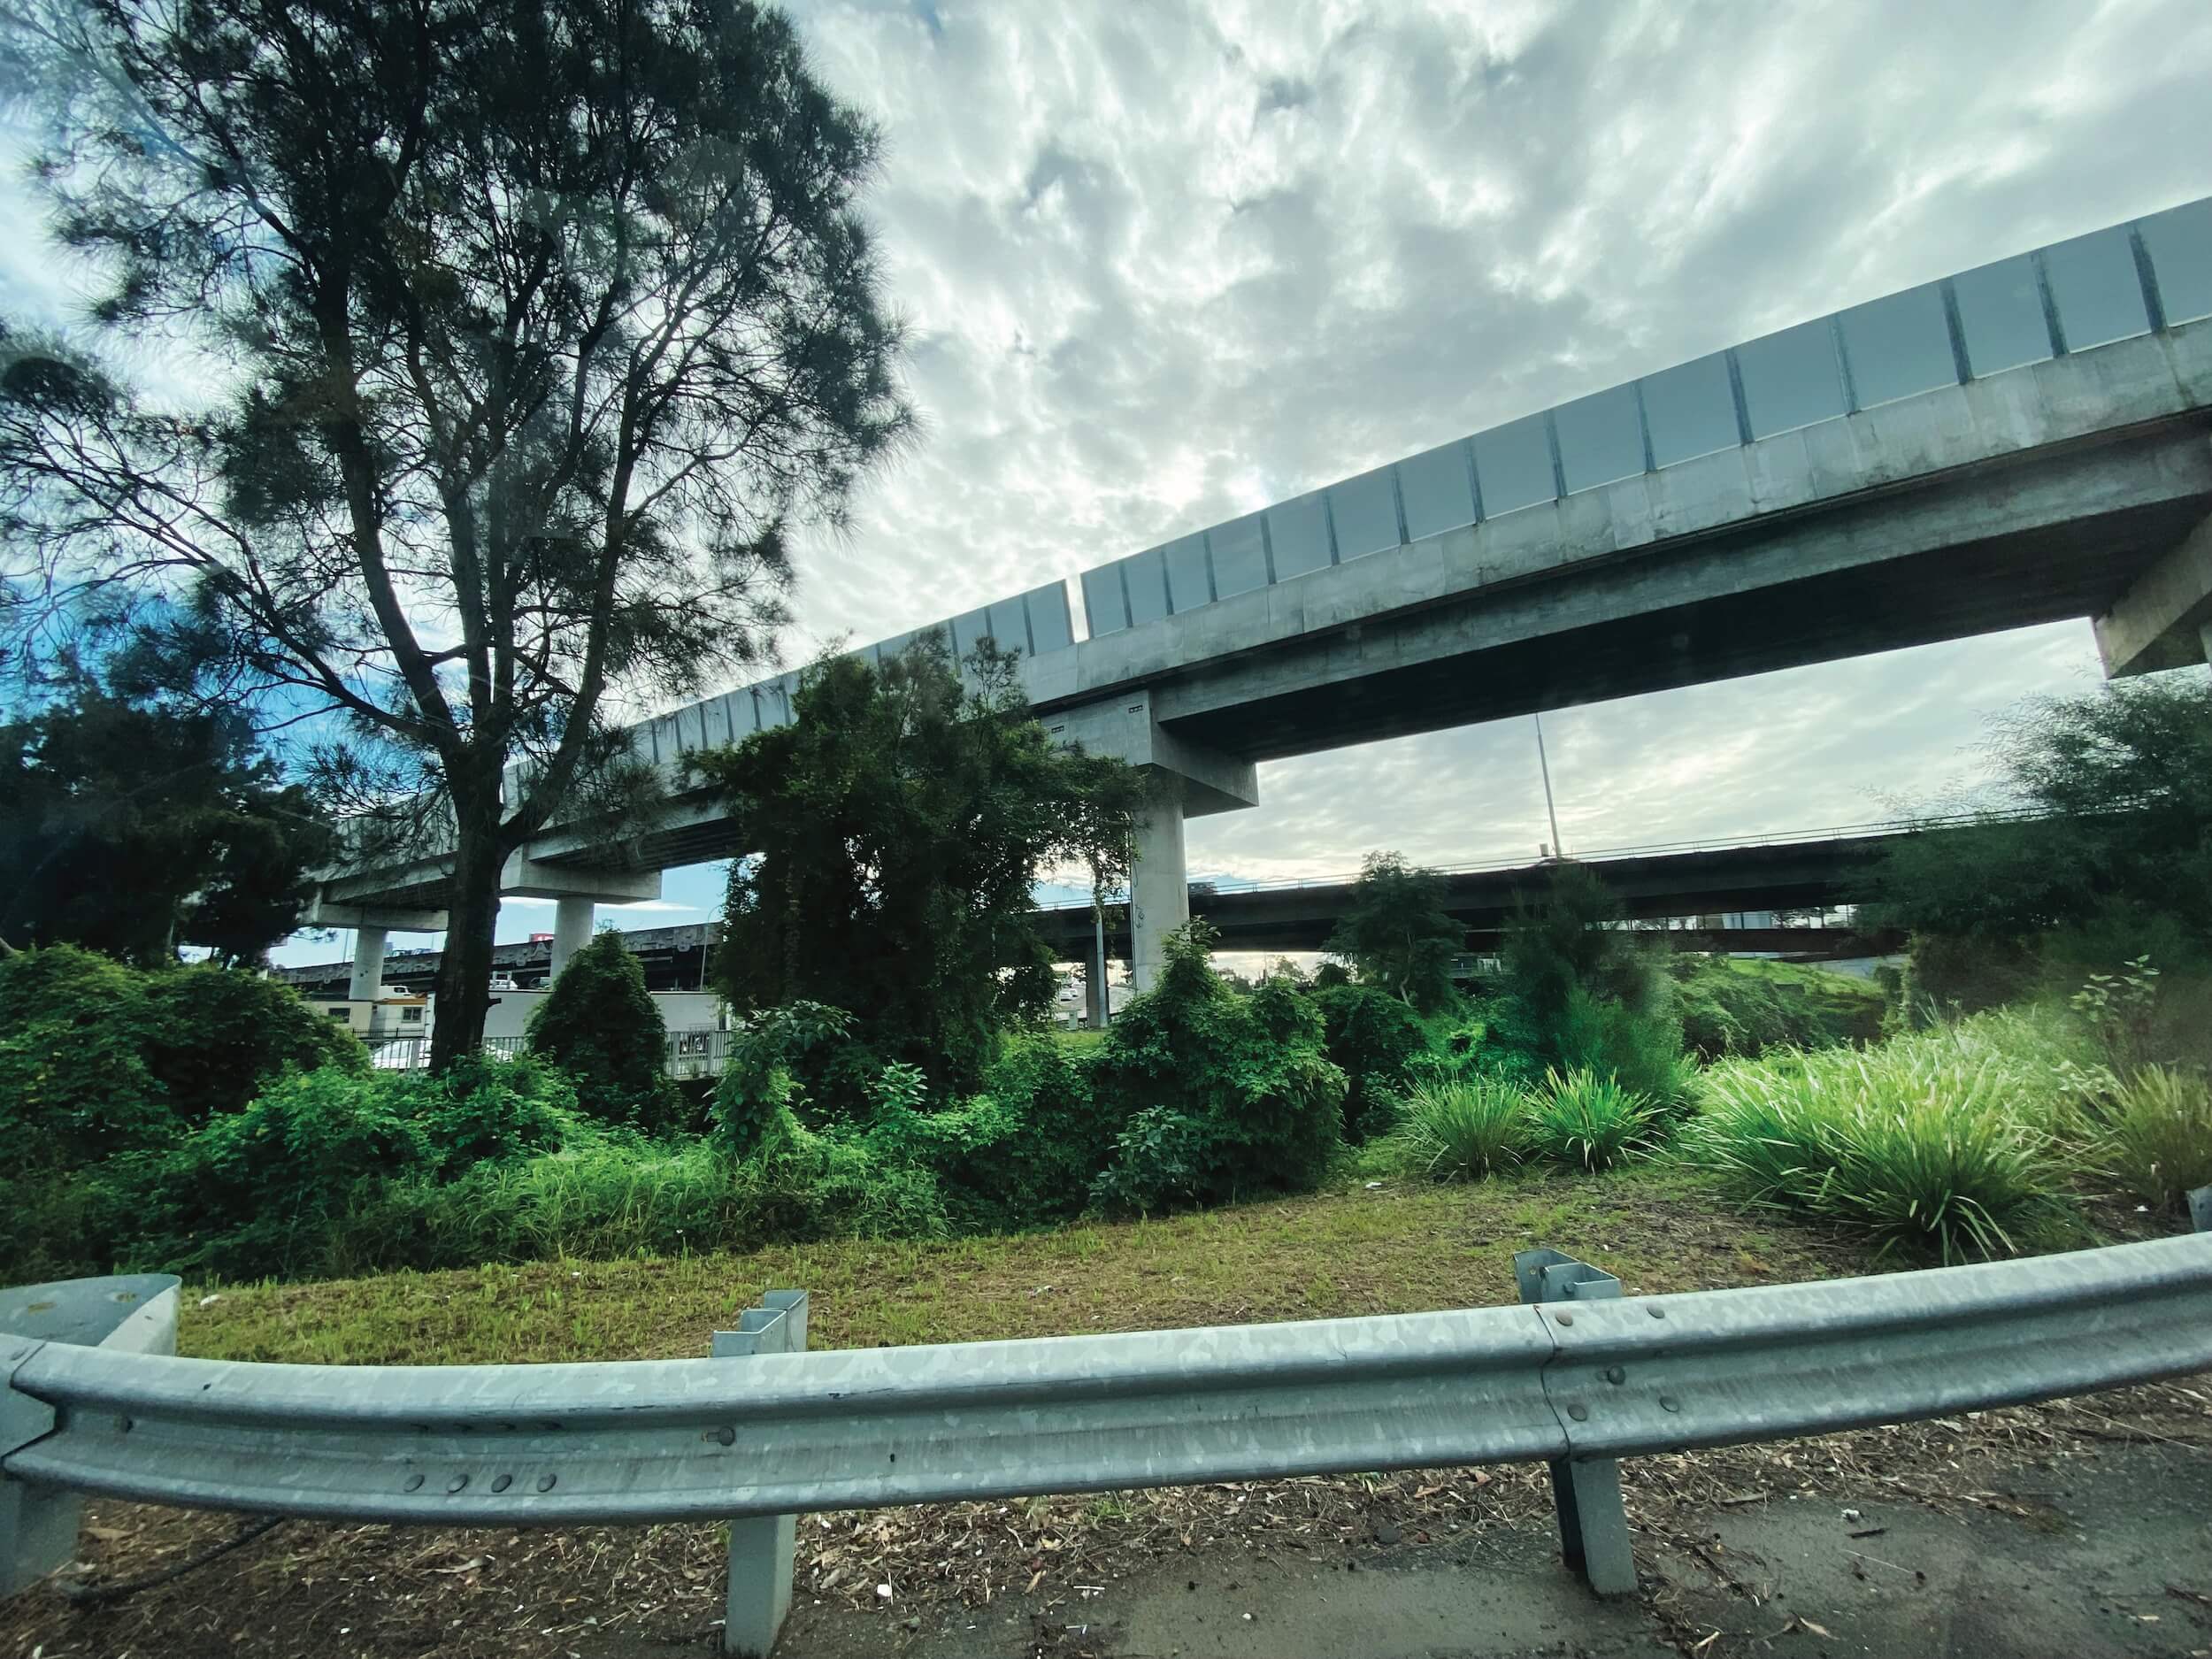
726, 0, 2210, 904
10, 0, 2209, 963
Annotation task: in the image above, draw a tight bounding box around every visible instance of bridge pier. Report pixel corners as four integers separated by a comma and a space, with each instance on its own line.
1042, 689, 1259, 997
1130, 780, 1189, 995
551, 896, 595, 979
349, 926, 388, 1001
500, 851, 663, 983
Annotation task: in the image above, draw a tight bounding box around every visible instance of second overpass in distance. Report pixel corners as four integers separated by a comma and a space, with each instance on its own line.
1031, 823, 1912, 961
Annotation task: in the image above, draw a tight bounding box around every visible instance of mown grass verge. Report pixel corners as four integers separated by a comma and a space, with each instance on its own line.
184, 1166, 1873, 1366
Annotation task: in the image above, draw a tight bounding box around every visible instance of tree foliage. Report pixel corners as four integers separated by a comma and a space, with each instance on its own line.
0, 0, 910, 1065
1868, 676, 2212, 963
696, 638, 1144, 1091
525, 930, 680, 1132
1324, 851, 1463, 1012
2, 675, 330, 963
0, 944, 364, 1171
1088, 920, 1346, 1212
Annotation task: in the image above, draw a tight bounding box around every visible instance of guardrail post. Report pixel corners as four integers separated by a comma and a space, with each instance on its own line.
712, 1289, 808, 1657
3, 1275, 180, 1599
1514, 1249, 1636, 1598
3, 1341, 66, 1599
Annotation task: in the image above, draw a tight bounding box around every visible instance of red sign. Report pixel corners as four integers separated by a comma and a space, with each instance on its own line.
529, 933, 554, 943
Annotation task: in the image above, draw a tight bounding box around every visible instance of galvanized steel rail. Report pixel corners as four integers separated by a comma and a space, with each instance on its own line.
11, 1233, 2212, 1525
6, 1229, 2212, 1644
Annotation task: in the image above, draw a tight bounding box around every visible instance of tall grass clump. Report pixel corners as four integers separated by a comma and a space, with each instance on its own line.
2078, 1064, 2212, 1214
1391, 1078, 1527, 1180
1685, 1028, 2072, 1261
1523, 1067, 1656, 1171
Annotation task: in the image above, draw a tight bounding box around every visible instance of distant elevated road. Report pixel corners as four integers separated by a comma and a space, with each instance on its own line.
277, 818, 1933, 995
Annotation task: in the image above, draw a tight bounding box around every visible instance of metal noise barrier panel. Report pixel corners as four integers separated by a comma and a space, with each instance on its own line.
6, 1233, 2212, 1531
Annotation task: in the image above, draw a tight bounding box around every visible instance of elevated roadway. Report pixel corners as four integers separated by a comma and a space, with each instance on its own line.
309, 199, 2212, 998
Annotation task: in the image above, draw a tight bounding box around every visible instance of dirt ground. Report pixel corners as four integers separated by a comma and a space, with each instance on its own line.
5, 1379, 2207, 1659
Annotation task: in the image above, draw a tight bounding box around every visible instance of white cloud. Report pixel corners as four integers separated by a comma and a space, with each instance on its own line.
12, 0, 2208, 960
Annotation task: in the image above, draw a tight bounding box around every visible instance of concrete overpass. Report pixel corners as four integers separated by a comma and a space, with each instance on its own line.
312, 196, 2212, 996
1031, 824, 1908, 960
281, 823, 1915, 996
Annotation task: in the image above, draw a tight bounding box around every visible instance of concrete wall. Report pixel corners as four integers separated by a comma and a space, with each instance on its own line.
476, 990, 727, 1042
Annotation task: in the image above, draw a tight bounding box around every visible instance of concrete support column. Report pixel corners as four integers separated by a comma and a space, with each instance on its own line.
551, 895, 595, 979
1129, 780, 1188, 995
348, 926, 388, 1002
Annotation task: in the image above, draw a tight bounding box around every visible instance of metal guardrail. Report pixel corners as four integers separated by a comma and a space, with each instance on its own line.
6, 1225, 2210, 1649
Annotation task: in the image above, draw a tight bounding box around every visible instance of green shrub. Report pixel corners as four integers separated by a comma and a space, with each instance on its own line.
0, 944, 175, 1169
526, 932, 683, 1133
1087, 1106, 1211, 1213
0, 946, 366, 1176
2080, 1064, 2212, 1213
394, 1051, 586, 1175
140, 1066, 428, 1279
142, 963, 366, 1125
1312, 983, 1426, 1143
1087, 923, 1345, 1213
1552, 986, 1694, 1115
1685, 1030, 2072, 1261
1391, 1078, 1526, 1181
710, 1002, 857, 1155
1524, 1067, 1657, 1171
855, 1044, 1106, 1233
1671, 956, 1884, 1060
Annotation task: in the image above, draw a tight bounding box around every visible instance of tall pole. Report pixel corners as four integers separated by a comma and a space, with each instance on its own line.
1534, 712, 1563, 860
1092, 896, 1109, 1029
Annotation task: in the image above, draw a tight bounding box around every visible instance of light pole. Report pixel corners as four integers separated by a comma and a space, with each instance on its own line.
1534, 712, 1564, 860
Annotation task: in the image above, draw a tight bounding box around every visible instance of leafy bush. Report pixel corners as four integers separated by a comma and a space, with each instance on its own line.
1551, 986, 1694, 1116
394, 1051, 585, 1175
856, 1042, 1108, 1233
142, 963, 365, 1125
1390, 1078, 1526, 1181
1524, 1067, 1656, 1171
526, 932, 682, 1133
0, 944, 174, 1168
1684, 1028, 2072, 1260
710, 1001, 858, 1155
2078, 1064, 2212, 1214
1087, 922, 1346, 1213
1312, 983, 1426, 1143
0, 946, 365, 1174
138, 1065, 429, 1279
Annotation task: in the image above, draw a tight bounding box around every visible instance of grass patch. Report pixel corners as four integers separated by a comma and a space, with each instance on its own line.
1386, 1077, 1526, 1179
2082, 1064, 2212, 1213
1523, 1066, 1658, 1171
1681, 1014, 2087, 1261
180, 1168, 1877, 1366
